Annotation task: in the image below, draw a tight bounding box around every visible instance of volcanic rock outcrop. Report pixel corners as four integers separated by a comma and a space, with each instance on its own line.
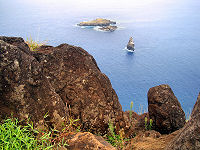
0, 36, 125, 135
0, 36, 66, 128
127, 37, 135, 51
148, 84, 185, 134
165, 93, 200, 150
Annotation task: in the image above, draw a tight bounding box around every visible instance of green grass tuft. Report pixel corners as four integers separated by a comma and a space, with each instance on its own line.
105, 121, 129, 149
144, 117, 153, 130
0, 113, 81, 149
0, 118, 52, 150
26, 36, 47, 51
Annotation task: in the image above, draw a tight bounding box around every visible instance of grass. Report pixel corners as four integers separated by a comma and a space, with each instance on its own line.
0, 117, 53, 150
26, 36, 47, 51
105, 121, 129, 149
145, 117, 153, 131
0, 112, 81, 150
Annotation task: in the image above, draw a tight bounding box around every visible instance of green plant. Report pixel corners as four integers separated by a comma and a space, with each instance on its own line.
145, 117, 148, 130
129, 101, 133, 122
145, 117, 153, 130
0, 111, 82, 150
45, 106, 81, 148
106, 121, 129, 149
0, 117, 53, 150
26, 36, 47, 51
149, 119, 153, 130
50, 117, 80, 148
63, 104, 81, 133
37, 111, 80, 149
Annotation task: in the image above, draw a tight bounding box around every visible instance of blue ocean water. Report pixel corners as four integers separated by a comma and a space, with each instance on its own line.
1, 0, 200, 114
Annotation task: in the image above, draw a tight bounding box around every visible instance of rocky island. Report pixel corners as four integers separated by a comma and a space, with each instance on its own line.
127, 37, 135, 51
78, 18, 116, 26
78, 18, 118, 32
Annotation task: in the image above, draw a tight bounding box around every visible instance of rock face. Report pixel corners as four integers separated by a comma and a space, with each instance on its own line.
78, 18, 116, 26
99, 25, 117, 32
148, 84, 185, 134
0, 36, 125, 135
67, 132, 116, 150
127, 37, 135, 51
165, 93, 200, 150
33, 44, 125, 134
0, 36, 66, 128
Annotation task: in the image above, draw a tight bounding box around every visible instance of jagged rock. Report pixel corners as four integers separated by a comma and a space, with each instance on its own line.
78, 18, 116, 26
165, 93, 200, 150
99, 26, 117, 32
0, 36, 126, 135
67, 132, 116, 150
127, 37, 135, 51
148, 84, 185, 134
0, 36, 66, 128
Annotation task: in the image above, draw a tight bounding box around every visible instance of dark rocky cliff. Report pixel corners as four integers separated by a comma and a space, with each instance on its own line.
0, 36, 125, 134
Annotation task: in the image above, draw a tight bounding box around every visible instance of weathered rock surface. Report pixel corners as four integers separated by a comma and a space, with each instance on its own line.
127, 37, 135, 51
124, 130, 179, 150
78, 18, 116, 26
99, 25, 117, 32
165, 93, 200, 150
0, 36, 125, 135
0, 36, 66, 128
148, 84, 185, 134
33, 44, 126, 134
67, 132, 116, 150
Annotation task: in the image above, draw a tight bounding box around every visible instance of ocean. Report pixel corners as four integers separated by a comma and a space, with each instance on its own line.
1, 0, 200, 114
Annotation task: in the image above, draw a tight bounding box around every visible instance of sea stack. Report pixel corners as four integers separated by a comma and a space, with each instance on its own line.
127, 37, 135, 51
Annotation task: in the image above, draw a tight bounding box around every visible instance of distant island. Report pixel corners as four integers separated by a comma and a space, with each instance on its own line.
77, 18, 117, 32
127, 37, 135, 51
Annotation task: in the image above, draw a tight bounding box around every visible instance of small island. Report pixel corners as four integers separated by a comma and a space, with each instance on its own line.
127, 37, 135, 51
78, 18, 117, 32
